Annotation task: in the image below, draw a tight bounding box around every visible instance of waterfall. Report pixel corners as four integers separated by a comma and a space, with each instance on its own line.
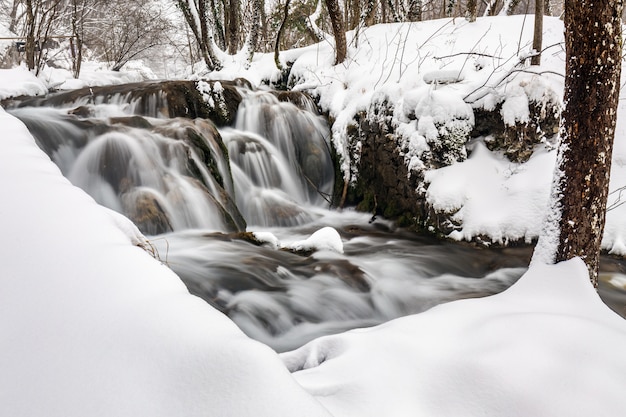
10, 106, 243, 235
8, 83, 336, 233
224, 90, 335, 227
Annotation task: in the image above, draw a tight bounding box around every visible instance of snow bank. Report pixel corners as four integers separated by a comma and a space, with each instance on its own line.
0, 65, 48, 99
282, 258, 626, 417
0, 107, 330, 417
0, 61, 156, 100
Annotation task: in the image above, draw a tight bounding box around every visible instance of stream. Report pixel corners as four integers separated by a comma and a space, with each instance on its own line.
8, 81, 626, 352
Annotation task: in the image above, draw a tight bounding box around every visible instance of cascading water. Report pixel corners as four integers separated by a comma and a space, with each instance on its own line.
10, 106, 244, 235
223, 89, 335, 227
8, 81, 626, 352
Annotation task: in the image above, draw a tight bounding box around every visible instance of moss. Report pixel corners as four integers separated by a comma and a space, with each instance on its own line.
356, 190, 376, 213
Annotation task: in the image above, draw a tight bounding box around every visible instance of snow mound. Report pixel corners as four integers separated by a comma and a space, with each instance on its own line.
282, 258, 626, 417
0, 107, 330, 417
285, 227, 344, 254
0, 66, 48, 99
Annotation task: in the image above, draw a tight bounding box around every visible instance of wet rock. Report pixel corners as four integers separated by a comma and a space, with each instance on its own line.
472, 97, 561, 163
122, 189, 173, 235
4, 80, 246, 127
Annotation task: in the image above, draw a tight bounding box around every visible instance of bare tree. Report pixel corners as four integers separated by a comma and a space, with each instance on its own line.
533, 0, 623, 285
23, 0, 64, 74
175, 0, 222, 70
89, 0, 173, 71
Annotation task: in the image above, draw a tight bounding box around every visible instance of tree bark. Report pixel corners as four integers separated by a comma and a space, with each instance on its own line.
24, 0, 36, 71
466, 0, 477, 21
227, 0, 239, 54
407, 0, 423, 21
533, 0, 623, 285
274, 0, 291, 69
243, 0, 262, 65
325, 0, 347, 64
531, 0, 543, 65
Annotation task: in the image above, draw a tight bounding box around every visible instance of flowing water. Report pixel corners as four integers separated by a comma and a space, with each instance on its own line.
9, 83, 626, 352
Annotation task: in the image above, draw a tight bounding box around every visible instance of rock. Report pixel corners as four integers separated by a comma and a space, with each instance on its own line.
121, 189, 173, 235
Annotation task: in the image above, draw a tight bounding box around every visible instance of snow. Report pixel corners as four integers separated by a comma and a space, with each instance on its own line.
425, 141, 556, 244
284, 226, 345, 254
0, 65, 48, 99
0, 61, 155, 100
282, 258, 626, 417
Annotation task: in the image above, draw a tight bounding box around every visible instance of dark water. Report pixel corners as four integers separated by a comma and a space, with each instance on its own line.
8, 83, 626, 352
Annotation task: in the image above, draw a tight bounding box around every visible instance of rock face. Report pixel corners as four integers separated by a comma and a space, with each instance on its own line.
337, 86, 561, 237
3, 79, 245, 126
343, 100, 426, 227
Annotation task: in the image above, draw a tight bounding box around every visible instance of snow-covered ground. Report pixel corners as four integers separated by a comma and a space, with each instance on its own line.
3, 14, 626, 416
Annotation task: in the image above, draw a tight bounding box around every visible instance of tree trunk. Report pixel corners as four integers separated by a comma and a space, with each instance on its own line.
9, 0, 21, 33
532, 0, 623, 285
530, 0, 543, 65
466, 0, 477, 21
243, 0, 262, 65
210, 0, 226, 50
407, 0, 423, 21
227, 0, 239, 54
70, 0, 85, 78
24, 0, 36, 71
274, 0, 291, 69
544, 0, 552, 15
325, 0, 347, 64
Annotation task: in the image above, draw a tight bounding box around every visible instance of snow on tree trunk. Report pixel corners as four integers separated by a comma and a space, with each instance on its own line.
242, 0, 262, 67
533, 0, 623, 286
305, 0, 330, 42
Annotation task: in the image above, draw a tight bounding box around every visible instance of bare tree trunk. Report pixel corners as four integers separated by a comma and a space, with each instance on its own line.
243, 0, 262, 65
227, 0, 238, 54
325, 0, 347, 64
533, 0, 623, 285
385, 0, 401, 21
466, 0, 477, 21
9, 0, 21, 33
407, 0, 423, 21
177, 0, 222, 70
531, 0, 543, 65
544, 0, 552, 15
210, 0, 226, 50
362, 0, 377, 26
70, 0, 84, 77
274, 0, 290, 69
24, 0, 36, 71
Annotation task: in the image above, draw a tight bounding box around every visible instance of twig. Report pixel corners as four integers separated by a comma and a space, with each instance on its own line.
435, 51, 504, 60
